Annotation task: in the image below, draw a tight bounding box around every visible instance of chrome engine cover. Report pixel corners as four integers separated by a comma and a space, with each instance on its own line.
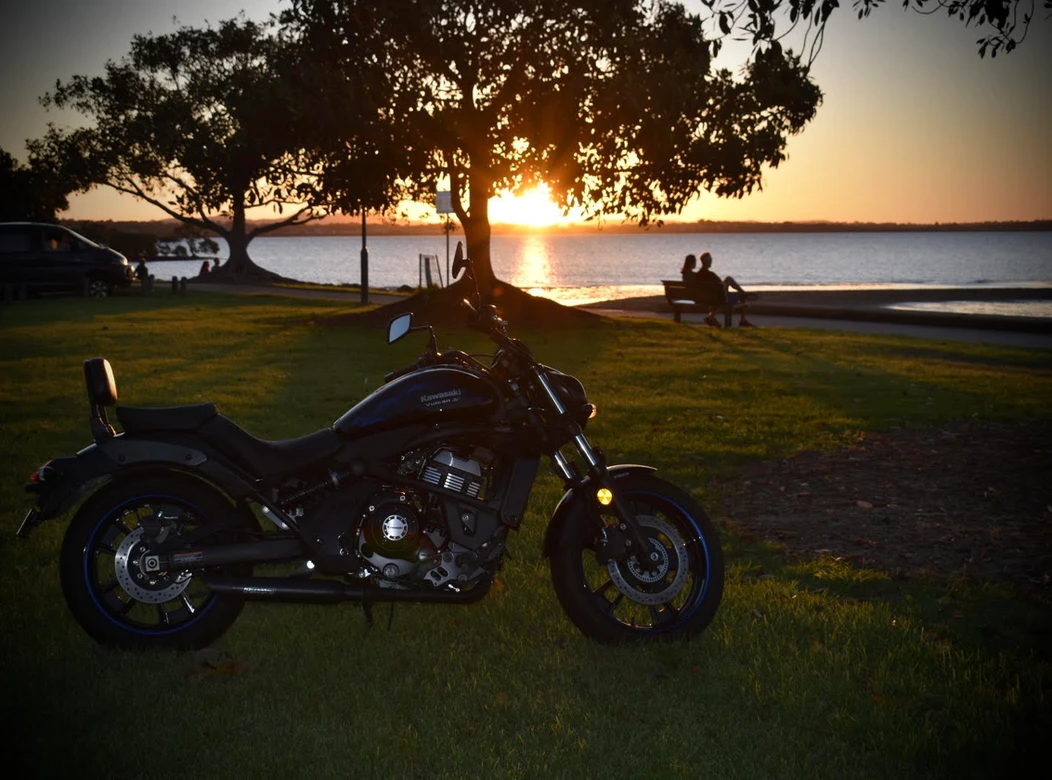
357, 493, 438, 579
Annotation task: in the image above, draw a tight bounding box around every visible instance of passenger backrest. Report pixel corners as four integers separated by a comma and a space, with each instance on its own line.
84, 357, 117, 439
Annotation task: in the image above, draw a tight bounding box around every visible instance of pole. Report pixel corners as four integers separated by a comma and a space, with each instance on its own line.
360, 209, 369, 305
445, 217, 451, 285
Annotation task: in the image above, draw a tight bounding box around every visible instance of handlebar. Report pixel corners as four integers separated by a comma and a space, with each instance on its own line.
383, 301, 530, 384
461, 297, 508, 337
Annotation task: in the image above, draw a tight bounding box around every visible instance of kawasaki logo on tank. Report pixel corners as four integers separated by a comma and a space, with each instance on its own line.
420, 389, 463, 408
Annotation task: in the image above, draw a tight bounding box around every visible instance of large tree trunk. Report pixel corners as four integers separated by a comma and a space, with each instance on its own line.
211, 199, 284, 280
462, 219, 493, 294
461, 160, 495, 294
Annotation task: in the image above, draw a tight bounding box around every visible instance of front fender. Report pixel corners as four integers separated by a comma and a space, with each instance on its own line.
541, 464, 656, 558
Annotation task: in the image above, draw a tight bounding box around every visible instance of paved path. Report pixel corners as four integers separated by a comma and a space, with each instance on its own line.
589, 306, 1052, 350
188, 281, 1052, 351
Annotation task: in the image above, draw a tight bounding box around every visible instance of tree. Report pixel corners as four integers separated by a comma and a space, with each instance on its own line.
0, 146, 78, 222
72, 222, 159, 260
284, 0, 821, 295
39, 16, 404, 278
697, 0, 1046, 63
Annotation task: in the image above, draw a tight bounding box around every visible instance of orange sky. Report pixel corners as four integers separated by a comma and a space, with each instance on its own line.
2, 1, 1049, 225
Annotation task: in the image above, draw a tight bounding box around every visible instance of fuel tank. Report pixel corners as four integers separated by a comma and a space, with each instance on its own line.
334, 366, 501, 437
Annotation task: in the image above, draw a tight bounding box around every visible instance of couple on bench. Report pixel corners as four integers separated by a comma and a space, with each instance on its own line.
681, 251, 756, 327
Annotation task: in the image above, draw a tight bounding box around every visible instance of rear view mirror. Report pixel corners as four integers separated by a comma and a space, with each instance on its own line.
387, 313, 413, 344
451, 241, 468, 280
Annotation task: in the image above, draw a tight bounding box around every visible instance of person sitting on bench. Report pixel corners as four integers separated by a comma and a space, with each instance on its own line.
681, 251, 754, 327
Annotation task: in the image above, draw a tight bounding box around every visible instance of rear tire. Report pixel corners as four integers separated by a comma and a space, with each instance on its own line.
550, 474, 724, 644
60, 473, 256, 650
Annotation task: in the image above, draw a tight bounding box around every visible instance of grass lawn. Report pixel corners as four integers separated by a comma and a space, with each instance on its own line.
1, 291, 1049, 779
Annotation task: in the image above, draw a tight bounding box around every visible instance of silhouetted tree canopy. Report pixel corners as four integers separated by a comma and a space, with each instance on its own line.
284, 0, 822, 288
39, 16, 408, 278
698, 0, 1046, 63
0, 147, 78, 222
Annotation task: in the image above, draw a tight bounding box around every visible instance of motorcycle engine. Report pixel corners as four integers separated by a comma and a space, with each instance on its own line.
418, 449, 485, 498
357, 491, 439, 580
352, 447, 499, 587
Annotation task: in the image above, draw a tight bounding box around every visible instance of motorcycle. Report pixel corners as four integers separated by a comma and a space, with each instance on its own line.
18, 243, 723, 648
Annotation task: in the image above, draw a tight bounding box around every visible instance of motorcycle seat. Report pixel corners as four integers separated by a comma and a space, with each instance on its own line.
116, 403, 219, 432
197, 414, 343, 480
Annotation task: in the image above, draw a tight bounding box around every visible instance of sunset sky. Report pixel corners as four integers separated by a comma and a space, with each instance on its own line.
1, 0, 1049, 225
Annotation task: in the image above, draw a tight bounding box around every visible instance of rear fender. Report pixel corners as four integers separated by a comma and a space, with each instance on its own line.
20, 445, 118, 535
541, 464, 656, 558
19, 435, 260, 537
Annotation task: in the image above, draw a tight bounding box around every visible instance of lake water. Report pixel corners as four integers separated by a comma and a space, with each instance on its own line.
150, 230, 1052, 315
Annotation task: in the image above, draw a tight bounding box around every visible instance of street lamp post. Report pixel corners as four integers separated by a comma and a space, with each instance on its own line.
360, 209, 369, 305
436, 190, 453, 283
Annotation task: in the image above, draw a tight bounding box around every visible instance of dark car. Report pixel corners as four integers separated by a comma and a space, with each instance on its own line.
0, 222, 134, 298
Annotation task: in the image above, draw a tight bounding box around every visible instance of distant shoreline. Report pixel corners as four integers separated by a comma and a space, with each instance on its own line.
66, 217, 1052, 239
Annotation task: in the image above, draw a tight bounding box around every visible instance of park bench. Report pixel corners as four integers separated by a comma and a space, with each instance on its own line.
661, 279, 748, 326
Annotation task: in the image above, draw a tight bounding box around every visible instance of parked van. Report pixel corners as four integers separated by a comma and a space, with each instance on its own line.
0, 222, 133, 298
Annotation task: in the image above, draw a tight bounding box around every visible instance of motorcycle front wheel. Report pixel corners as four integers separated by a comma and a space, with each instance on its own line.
550, 473, 724, 644
60, 473, 256, 650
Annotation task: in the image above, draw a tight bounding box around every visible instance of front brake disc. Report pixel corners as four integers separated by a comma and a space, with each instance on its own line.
606, 514, 689, 605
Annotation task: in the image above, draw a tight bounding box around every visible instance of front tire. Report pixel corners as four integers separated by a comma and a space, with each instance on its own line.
550, 474, 724, 644
85, 276, 111, 297
60, 473, 255, 650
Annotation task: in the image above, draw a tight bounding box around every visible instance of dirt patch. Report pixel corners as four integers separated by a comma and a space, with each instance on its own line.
323, 280, 606, 329
717, 419, 1052, 592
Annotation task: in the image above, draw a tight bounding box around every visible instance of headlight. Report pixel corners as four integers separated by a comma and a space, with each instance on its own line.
546, 370, 596, 424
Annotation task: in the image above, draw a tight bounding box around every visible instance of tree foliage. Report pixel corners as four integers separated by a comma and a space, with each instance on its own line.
698, 0, 1046, 63
71, 222, 160, 260
284, 0, 822, 286
0, 147, 79, 222
39, 16, 405, 276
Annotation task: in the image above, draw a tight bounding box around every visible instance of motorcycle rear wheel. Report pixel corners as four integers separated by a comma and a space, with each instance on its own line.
60, 473, 256, 650
550, 474, 724, 644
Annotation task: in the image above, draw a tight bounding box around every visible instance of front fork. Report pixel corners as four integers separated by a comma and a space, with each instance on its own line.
551, 436, 656, 567
532, 366, 656, 564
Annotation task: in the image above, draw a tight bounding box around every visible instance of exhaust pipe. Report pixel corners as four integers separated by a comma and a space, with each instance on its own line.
200, 574, 492, 605
143, 538, 304, 574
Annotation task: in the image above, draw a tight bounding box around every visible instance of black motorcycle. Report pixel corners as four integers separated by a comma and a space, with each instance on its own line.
19, 244, 723, 648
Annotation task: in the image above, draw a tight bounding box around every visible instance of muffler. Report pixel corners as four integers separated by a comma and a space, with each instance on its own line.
199, 575, 492, 604
143, 538, 304, 574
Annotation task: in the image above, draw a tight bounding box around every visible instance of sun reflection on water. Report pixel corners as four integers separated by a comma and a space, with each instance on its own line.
507, 233, 556, 291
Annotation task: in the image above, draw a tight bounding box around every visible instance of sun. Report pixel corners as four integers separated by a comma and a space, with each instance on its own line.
488, 183, 566, 228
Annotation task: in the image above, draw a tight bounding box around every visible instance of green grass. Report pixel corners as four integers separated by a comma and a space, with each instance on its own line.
1, 291, 1049, 779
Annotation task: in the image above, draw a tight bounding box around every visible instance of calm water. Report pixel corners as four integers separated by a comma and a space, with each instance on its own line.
151, 230, 1052, 313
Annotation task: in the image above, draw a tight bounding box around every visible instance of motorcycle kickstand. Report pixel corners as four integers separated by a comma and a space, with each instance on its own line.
359, 602, 396, 630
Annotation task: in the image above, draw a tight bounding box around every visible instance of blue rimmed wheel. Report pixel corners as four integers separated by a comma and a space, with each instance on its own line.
60, 473, 255, 650
550, 474, 724, 644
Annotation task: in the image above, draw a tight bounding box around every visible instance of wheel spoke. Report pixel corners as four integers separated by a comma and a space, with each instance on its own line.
157, 605, 170, 627
589, 578, 622, 617
592, 578, 615, 596
97, 522, 124, 548
649, 601, 679, 627
116, 597, 135, 616
163, 597, 193, 626
99, 577, 120, 594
